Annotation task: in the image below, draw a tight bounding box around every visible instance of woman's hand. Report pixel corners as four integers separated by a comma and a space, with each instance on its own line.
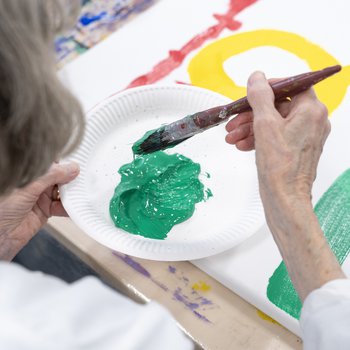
0, 162, 79, 261
226, 72, 330, 202
226, 72, 344, 300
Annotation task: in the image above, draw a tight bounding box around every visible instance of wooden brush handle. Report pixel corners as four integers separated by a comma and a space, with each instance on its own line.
191, 65, 341, 130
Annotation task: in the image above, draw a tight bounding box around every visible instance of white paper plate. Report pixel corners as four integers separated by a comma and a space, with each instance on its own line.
60, 85, 264, 261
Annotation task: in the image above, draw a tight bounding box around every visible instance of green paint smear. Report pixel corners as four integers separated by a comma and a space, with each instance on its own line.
267, 169, 350, 319
110, 151, 212, 240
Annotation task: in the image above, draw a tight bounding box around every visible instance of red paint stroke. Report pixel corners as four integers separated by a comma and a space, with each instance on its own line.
126, 0, 258, 88
175, 80, 192, 86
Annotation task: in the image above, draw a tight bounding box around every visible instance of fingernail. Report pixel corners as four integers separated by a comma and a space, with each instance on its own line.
66, 162, 80, 176
248, 71, 266, 86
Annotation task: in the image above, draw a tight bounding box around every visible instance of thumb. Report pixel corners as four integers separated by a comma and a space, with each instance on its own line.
247, 71, 278, 118
27, 162, 80, 197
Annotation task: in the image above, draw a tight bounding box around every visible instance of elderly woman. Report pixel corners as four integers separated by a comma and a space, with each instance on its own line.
0, 1, 192, 349
0, 1, 349, 349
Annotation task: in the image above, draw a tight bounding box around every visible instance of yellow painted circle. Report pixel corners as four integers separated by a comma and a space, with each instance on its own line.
188, 30, 350, 114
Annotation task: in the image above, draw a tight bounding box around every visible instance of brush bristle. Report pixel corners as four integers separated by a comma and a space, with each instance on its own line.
133, 128, 192, 155
132, 128, 167, 154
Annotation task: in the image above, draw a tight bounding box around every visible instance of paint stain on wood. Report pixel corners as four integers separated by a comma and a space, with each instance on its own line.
192, 281, 211, 292
112, 252, 217, 322
256, 309, 280, 325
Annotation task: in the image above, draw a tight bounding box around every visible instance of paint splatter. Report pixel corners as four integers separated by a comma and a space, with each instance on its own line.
112, 251, 151, 277
112, 252, 217, 321
55, 0, 157, 67
168, 265, 176, 273
126, 0, 258, 88
173, 287, 211, 323
80, 11, 107, 26
192, 281, 211, 292
267, 169, 350, 319
256, 309, 279, 325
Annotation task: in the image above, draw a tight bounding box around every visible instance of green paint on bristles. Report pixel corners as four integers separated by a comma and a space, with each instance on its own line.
132, 129, 158, 155
267, 168, 350, 319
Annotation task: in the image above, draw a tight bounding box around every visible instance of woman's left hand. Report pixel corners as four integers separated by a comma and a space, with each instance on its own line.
0, 162, 79, 261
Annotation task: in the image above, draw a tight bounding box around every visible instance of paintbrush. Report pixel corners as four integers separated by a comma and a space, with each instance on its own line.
133, 65, 342, 154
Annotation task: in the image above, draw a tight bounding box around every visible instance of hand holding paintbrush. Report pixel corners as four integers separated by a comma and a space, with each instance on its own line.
133, 65, 341, 155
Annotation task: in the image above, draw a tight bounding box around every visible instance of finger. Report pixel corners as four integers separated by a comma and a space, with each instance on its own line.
290, 87, 317, 109
247, 71, 279, 118
50, 201, 69, 217
287, 88, 326, 124
36, 192, 52, 218
324, 119, 331, 144
236, 136, 255, 151
276, 99, 291, 118
26, 162, 80, 198
225, 122, 253, 145
225, 112, 253, 132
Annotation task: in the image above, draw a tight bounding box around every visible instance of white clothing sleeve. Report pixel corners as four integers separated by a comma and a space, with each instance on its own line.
300, 278, 350, 350
0, 261, 193, 350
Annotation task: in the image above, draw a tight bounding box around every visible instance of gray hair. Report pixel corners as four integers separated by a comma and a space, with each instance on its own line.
0, 0, 84, 194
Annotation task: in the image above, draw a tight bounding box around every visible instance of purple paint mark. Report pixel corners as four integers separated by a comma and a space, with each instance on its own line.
193, 310, 211, 323
168, 265, 176, 273
112, 251, 168, 291
112, 252, 214, 322
173, 288, 211, 323
200, 297, 213, 306
153, 281, 169, 292
174, 288, 199, 310
112, 251, 151, 278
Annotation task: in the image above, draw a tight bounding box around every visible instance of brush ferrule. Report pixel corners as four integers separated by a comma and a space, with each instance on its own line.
163, 115, 200, 142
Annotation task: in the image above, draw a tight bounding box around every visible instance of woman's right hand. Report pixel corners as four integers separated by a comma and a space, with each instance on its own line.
225, 71, 331, 203
225, 72, 344, 301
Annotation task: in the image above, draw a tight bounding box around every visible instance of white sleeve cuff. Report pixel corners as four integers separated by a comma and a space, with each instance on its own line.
300, 278, 350, 350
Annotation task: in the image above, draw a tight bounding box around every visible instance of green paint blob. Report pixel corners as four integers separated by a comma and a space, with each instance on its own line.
267, 169, 350, 319
110, 151, 211, 239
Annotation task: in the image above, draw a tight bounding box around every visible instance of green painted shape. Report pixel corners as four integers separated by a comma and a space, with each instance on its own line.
110, 151, 211, 240
267, 168, 350, 319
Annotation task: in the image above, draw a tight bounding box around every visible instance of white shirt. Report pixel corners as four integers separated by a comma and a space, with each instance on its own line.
300, 279, 350, 350
0, 261, 193, 350
2, 261, 350, 349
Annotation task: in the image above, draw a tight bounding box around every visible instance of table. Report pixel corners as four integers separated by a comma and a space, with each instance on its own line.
47, 217, 301, 349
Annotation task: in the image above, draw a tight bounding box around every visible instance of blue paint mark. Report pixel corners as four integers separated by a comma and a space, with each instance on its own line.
80, 11, 107, 26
